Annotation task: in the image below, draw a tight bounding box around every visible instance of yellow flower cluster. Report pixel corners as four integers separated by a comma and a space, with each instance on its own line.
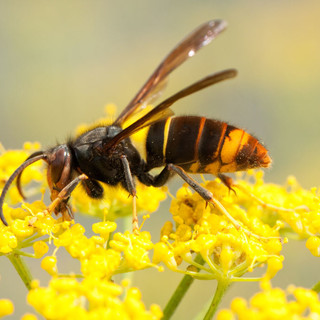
217, 284, 320, 320
27, 278, 162, 320
152, 171, 320, 282
71, 182, 166, 221
0, 199, 71, 255
5, 217, 148, 280
151, 174, 285, 283
50, 221, 158, 278
28, 221, 162, 319
235, 172, 320, 256
109, 230, 155, 271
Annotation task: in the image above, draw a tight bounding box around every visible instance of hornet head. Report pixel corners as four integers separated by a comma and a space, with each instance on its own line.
0, 144, 75, 226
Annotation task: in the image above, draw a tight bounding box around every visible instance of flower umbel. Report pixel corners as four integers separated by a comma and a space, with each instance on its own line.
217, 284, 320, 320
27, 277, 163, 320
154, 174, 285, 283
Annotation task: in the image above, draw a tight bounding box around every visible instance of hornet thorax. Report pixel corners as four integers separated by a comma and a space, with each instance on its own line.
71, 125, 143, 185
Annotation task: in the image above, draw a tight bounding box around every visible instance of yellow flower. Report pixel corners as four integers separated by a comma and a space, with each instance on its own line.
21, 314, 38, 320
153, 173, 285, 283
41, 256, 58, 276
153, 241, 177, 270
27, 277, 162, 320
71, 182, 166, 221
109, 230, 154, 271
235, 172, 320, 253
81, 247, 121, 279
0, 299, 14, 317
217, 285, 320, 319
92, 221, 117, 240
33, 241, 49, 258
51, 221, 156, 278
0, 226, 18, 253
306, 236, 320, 257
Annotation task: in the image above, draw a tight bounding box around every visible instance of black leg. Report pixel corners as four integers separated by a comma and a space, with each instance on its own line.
121, 155, 136, 197
138, 165, 173, 187
165, 164, 242, 230
140, 164, 279, 239
166, 164, 213, 201
82, 179, 104, 199
140, 163, 213, 201
120, 155, 138, 232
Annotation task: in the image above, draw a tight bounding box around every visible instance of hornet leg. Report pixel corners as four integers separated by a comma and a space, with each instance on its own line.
165, 164, 242, 231
218, 173, 236, 195
120, 155, 138, 233
138, 164, 173, 187
139, 164, 242, 229
45, 173, 88, 220
140, 164, 282, 240
166, 164, 283, 240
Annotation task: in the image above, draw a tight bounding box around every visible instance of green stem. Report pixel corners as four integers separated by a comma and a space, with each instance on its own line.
203, 278, 230, 320
20, 236, 49, 249
163, 254, 205, 320
312, 281, 320, 293
11, 249, 35, 258
7, 253, 33, 290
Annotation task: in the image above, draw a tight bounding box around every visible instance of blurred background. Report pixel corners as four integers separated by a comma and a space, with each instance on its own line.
0, 1, 319, 319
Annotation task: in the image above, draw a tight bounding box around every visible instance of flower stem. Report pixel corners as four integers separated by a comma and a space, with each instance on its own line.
312, 281, 320, 293
7, 253, 33, 290
163, 254, 205, 320
203, 278, 230, 320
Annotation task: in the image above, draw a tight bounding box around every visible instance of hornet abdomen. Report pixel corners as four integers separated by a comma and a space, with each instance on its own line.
145, 116, 271, 174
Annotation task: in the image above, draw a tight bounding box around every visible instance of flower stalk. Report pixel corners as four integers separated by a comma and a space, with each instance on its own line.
163, 254, 205, 319
312, 281, 320, 293
7, 252, 33, 290
203, 278, 230, 320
